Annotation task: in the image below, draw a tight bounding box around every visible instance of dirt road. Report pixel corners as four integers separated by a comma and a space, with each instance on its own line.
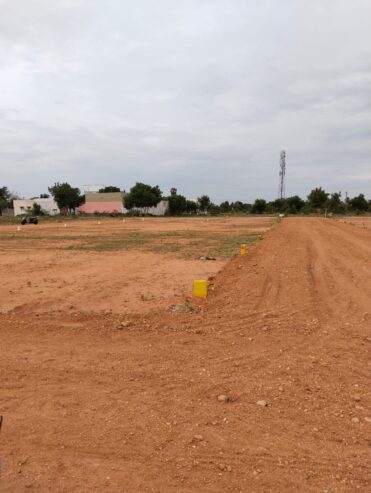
1, 218, 370, 492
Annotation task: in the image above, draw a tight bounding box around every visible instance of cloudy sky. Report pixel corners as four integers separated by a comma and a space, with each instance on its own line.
1, 0, 370, 202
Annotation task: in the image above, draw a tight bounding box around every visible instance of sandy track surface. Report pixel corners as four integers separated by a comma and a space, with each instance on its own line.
1, 218, 370, 492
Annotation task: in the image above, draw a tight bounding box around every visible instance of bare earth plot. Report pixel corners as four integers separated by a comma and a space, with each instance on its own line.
0, 217, 269, 314
0, 217, 370, 492
338, 217, 371, 231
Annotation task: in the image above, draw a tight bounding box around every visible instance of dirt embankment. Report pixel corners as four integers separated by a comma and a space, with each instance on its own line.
0, 217, 370, 492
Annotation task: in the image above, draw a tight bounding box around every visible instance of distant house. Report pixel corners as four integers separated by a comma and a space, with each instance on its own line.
142, 200, 169, 216
83, 184, 106, 193
79, 192, 125, 214
13, 198, 60, 216
124, 199, 169, 216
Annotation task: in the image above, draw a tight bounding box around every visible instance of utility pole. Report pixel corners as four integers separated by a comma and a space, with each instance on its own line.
278, 150, 286, 200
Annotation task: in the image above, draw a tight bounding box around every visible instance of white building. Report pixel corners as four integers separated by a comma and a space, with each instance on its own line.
83, 184, 106, 193
147, 200, 169, 216
123, 200, 169, 216
13, 198, 60, 216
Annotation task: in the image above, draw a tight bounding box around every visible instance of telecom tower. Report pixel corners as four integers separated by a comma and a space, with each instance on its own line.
278, 150, 286, 199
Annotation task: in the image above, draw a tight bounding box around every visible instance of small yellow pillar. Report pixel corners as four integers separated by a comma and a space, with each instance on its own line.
240, 244, 247, 255
193, 279, 207, 299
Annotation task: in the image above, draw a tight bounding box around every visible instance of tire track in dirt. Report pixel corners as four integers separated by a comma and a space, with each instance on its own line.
208, 217, 371, 326
306, 220, 371, 321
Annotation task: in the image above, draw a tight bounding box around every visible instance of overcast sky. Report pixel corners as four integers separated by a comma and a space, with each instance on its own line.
1, 0, 370, 202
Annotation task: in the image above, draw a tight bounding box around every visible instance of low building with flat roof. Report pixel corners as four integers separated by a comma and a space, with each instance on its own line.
79, 192, 125, 214
13, 198, 60, 216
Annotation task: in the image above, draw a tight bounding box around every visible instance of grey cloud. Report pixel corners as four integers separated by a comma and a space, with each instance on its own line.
0, 0, 370, 201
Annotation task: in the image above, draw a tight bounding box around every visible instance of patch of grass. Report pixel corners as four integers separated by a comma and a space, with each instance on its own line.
0, 215, 99, 225
210, 233, 261, 257
0, 225, 263, 258
64, 230, 204, 252
0, 234, 91, 251
144, 231, 261, 258
65, 232, 150, 251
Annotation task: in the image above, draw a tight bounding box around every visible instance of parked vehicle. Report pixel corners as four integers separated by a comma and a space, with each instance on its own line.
21, 216, 39, 225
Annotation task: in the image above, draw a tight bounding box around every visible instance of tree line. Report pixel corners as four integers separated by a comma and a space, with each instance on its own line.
1, 183, 370, 216
167, 187, 371, 215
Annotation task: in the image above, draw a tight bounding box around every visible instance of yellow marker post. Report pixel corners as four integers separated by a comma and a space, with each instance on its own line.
240, 244, 247, 256
193, 279, 207, 299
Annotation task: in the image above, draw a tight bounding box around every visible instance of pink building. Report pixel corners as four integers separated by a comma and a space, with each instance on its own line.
79, 192, 125, 214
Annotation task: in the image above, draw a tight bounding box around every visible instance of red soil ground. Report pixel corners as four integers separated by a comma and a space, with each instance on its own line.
0, 217, 370, 492
0, 217, 269, 315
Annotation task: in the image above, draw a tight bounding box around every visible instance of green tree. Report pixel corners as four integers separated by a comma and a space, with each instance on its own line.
99, 186, 120, 193
268, 198, 287, 213
349, 194, 368, 213
231, 201, 244, 212
0, 186, 11, 215
251, 199, 267, 214
197, 195, 211, 213
48, 182, 82, 214
124, 182, 162, 213
328, 192, 345, 214
168, 191, 187, 215
186, 200, 197, 214
209, 204, 221, 215
307, 187, 329, 212
286, 195, 305, 214
31, 203, 43, 215
220, 201, 232, 213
